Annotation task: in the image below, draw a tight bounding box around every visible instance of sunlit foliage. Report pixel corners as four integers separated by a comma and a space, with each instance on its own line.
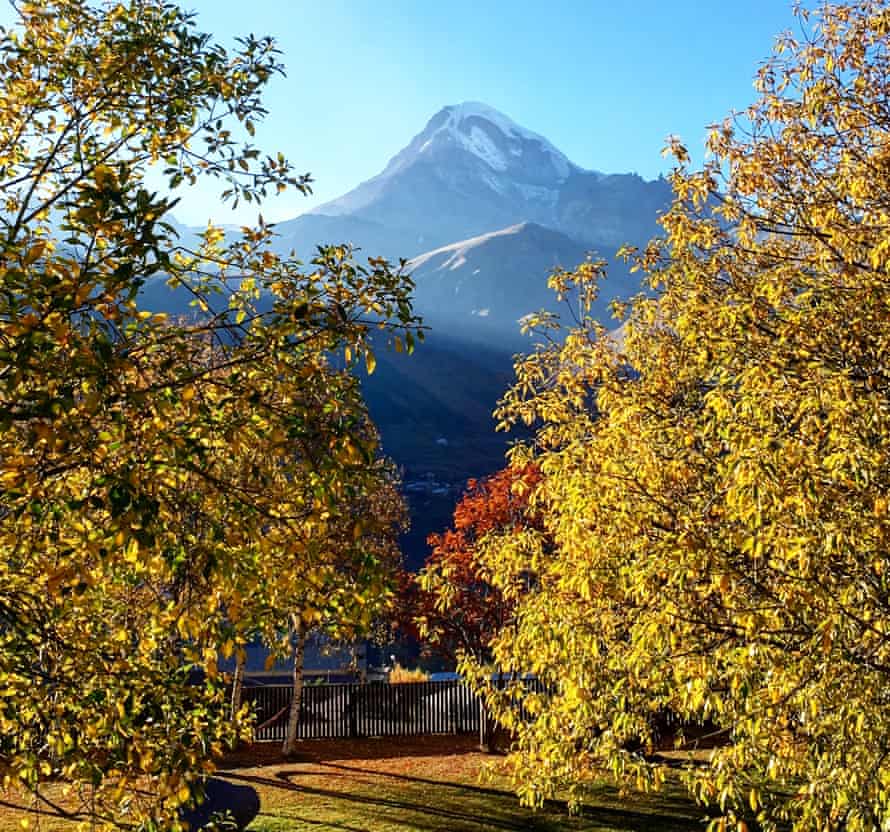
467, 3, 890, 830
0, 1, 418, 828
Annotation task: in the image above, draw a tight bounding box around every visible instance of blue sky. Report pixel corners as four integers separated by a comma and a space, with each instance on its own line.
4, 1, 812, 225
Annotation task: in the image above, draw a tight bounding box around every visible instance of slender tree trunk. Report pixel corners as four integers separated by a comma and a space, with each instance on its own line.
230, 648, 245, 723
480, 670, 504, 753
480, 689, 491, 752
282, 614, 306, 757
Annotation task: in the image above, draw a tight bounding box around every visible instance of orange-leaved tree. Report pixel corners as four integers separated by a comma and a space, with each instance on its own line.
405, 464, 542, 667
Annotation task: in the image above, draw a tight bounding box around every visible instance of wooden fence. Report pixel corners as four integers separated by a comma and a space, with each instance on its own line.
243, 680, 486, 742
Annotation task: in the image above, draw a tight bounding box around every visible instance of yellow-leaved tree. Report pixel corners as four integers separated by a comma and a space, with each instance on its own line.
467, 3, 890, 831
0, 1, 418, 828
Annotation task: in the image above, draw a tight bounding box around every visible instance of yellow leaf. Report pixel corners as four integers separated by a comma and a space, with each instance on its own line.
23, 242, 45, 266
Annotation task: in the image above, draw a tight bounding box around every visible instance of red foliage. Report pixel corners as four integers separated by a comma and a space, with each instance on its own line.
397, 464, 541, 666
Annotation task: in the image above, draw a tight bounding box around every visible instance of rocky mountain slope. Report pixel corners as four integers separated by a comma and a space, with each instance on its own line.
310, 101, 670, 254
406, 221, 635, 351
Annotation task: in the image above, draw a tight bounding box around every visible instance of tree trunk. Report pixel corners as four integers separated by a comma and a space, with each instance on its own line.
230, 648, 245, 723
282, 615, 306, 757
480, 671, 504, 753
479, 697, 492, 752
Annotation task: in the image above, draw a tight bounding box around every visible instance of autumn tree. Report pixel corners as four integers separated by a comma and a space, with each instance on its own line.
0, 1, 418, 828
467, 3, 890, 831
225, 430, 407, 751
405, 464, 541, 752
274, 450, 406, 757
407, 464, 542, 667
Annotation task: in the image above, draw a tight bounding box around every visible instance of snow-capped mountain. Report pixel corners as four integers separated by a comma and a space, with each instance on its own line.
299, 103, 673, 559
382, 101, 580, 184
304, 101, 670, 254
316, 102, 585, 222
166, 101, 672, 374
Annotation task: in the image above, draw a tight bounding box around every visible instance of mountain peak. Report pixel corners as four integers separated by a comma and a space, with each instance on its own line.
306, 101, 668, 253
431, 101, 546, 144
312, 102, 589, 224
407, 101, 577, 181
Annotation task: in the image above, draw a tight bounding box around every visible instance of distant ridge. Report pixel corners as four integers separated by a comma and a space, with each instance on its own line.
406, 221, 636, 350
408, 222, 540, 271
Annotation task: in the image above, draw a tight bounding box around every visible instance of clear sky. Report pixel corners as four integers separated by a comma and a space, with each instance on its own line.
4, 1, 814, 225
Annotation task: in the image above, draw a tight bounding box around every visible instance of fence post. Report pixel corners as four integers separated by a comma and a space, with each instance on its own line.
348, 684, 358, 739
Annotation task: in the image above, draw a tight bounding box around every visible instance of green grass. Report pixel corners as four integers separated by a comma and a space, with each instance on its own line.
244, 773, 702, 832
229, 737, 705, 832
0, 737, 707, 832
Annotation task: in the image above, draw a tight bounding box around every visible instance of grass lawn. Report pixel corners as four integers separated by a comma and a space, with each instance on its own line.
0, 736, 707, 832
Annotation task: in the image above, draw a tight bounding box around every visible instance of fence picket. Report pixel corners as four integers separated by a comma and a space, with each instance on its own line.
239, 678, 540, 743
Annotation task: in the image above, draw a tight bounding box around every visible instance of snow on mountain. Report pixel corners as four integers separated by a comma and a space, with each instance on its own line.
412, 101, 576, 180
376, 101, 583, 185
407, 222, 534, 273
308, 101, 668, 254
312, 102, 591, 230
